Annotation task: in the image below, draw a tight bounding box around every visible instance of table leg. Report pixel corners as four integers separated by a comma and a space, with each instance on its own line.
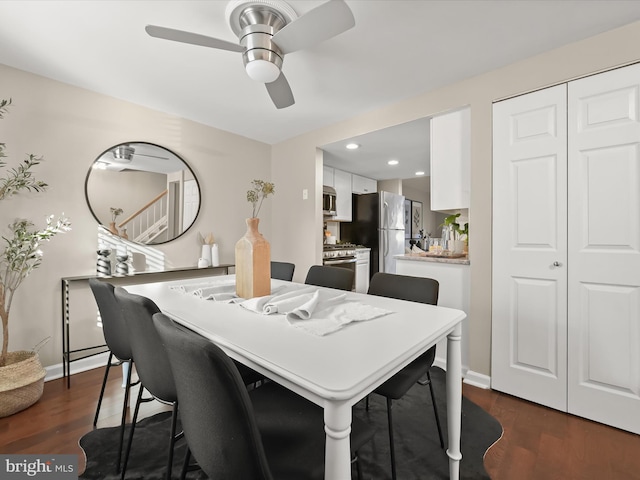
446, 323, 463, 479
323, 400, 352, 480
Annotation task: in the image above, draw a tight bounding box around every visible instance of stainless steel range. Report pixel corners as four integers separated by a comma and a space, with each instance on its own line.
322, 244, 357, 264
322, 244, 357, 290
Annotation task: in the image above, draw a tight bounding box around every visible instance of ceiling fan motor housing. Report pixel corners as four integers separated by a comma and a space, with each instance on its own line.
230, 1, 296, 83
113, 145, 134, 162
240, 23, 283, 82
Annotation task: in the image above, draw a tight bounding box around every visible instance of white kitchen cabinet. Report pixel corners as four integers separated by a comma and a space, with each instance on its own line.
333, 168, 352, 222
355, 249, 370, 293
430, 106, 470, 212
351, 174, 377, 194
323, 165, 335, 187
396, 257, 469, 372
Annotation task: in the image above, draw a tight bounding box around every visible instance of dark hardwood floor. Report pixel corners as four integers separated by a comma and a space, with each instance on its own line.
2, 366, 640, 479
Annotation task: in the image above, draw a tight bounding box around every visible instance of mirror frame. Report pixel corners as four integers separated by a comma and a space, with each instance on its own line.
84, 141, 201, 245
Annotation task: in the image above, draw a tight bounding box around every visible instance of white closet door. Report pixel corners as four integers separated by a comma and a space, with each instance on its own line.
568, 64, 640, 434
492, 85, 568, 410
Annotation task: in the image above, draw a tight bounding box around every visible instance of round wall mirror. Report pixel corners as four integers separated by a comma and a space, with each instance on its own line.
85, 142, 200, 245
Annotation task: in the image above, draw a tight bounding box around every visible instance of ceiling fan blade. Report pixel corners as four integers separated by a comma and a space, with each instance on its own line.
265, 73, 295, 109
272, 0, 355, 54
145, 25, 245, 53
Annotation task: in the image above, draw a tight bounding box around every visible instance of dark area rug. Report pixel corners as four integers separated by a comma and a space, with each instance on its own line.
79, 367, 502, 480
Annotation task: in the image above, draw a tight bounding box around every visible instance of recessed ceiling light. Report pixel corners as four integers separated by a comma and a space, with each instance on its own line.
345, 143, 360, 150
388, 160, 399, 165
415, 171, 425, 176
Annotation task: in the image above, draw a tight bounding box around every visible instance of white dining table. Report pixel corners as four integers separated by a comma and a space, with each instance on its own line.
125, 275, 466, 480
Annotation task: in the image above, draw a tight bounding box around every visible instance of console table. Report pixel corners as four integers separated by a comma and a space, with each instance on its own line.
61, 264, 233, 387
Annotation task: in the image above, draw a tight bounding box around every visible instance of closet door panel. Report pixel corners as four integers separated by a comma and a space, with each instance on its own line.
492, 84, 568, 411
568, 63, 640, 435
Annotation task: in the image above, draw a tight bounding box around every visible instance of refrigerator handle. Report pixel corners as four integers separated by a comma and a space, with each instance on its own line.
382, 229, 389, 271
382, 201, 391, 272
383, 201, 389, 230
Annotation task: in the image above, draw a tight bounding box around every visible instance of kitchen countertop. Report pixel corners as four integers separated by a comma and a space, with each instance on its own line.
395, 254, 470, 265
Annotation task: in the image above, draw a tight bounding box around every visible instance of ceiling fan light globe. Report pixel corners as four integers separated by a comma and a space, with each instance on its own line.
245, 59, 280, 83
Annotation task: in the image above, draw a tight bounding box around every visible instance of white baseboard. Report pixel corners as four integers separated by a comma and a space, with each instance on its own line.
433, 356, 491, 389
44, 352, 109, 382
433, 357, 469, 377
462, 370, 491, 389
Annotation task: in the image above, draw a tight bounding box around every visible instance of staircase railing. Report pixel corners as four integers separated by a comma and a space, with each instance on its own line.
118, 189, 168, 243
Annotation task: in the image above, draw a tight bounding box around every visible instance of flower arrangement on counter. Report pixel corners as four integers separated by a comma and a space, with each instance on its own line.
246, 179, 275, 218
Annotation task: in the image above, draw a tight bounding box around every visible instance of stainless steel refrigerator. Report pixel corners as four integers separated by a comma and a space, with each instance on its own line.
341, 191, 406, 278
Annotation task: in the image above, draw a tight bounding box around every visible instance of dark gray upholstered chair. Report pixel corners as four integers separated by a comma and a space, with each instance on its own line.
114, 287, 179, 480
88, 279, 138, 474
366, 272, 444, 480
304, 265, 354, 291
153, 312, 375, 480
270, 261, 295, 281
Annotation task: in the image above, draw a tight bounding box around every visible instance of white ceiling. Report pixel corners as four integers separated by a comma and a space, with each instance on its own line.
2, 0, 640, 180
321, 116, 432, 181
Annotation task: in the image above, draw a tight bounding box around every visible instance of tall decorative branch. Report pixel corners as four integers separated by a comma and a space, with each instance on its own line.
0, 98, 71, 366
246, 179, 275, 218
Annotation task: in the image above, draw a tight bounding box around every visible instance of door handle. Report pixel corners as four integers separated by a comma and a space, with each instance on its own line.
553, 261, 562, 267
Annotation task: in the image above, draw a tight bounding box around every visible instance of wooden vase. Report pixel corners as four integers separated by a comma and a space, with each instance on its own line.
108, 222, 119, 236
235, 217, 271, 299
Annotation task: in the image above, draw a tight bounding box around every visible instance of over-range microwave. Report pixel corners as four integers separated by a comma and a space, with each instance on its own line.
323, 185, 337, 216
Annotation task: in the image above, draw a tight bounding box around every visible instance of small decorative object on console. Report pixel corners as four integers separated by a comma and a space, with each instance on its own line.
96, 249, 112, 276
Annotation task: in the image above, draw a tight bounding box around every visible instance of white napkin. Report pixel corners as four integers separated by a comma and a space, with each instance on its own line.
287, 300, 393, 336
171, 277, 240, 302
239, 285, 318, 314
286, 289, 347, 320
192, 284, 238, 302
411, 244, 426, 253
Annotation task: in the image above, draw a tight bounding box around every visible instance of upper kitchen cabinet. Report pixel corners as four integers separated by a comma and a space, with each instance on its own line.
351, 174, 377, 194
323, 166, 376, 221
323, 166, 352, 221
323, 165, 335, 188
333, 168, 353, 221
430, 106, 470, 212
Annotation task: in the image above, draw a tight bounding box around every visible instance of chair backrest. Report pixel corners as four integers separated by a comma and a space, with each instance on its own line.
88, 278, 132, 362
368, 272, 440, 365
367, 272, 439, 306
270, 261, 295, 281
304, 265, 354, 291
153, 312, 274, 480
114, 287, 177, 403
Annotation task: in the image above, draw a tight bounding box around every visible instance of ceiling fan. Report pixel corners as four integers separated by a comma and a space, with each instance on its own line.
145, 0, 355, 109
111, 145, 170, 163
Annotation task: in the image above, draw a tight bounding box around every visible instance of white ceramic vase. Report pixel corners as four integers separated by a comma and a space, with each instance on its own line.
201, 244, 212, 267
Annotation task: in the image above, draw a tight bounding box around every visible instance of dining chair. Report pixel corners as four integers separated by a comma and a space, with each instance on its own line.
366, 272, 444, 480
114, 287, 270, 479
153, 311, 376, 480
88, 279, 138, 475
114, 287, 180, 480
304, 265, 354, 291
270, 261, 295, 281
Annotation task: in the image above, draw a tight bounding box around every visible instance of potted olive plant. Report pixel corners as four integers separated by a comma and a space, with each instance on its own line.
0, 98, 71, 417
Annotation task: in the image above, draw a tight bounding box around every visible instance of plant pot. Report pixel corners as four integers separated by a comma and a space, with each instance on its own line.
235, 218, 271, 299
0, 350, 46, 418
